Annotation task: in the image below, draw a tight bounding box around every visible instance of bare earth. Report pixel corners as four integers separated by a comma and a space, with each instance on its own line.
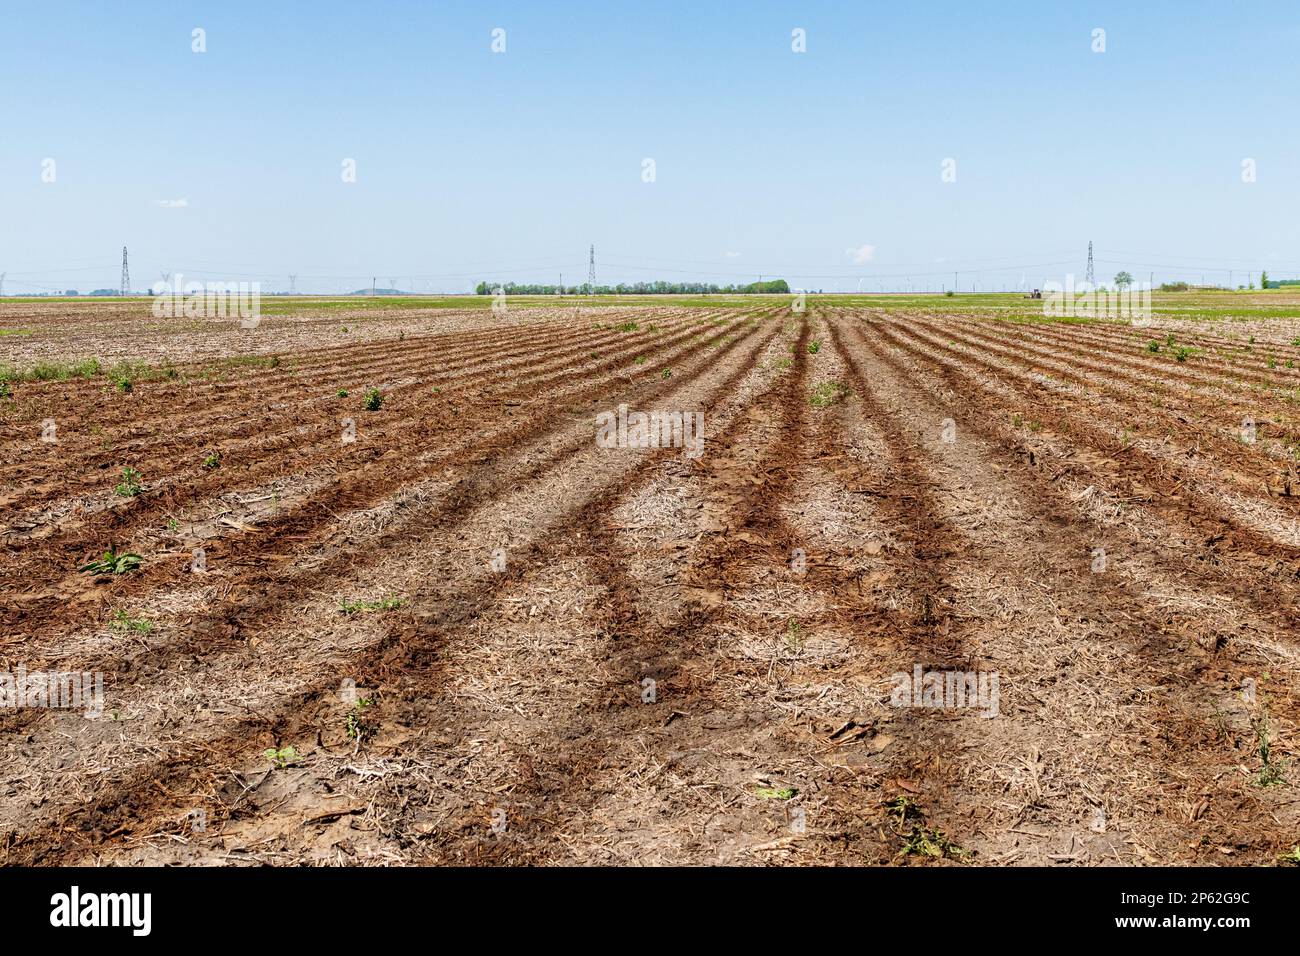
1, 298, 1297, 866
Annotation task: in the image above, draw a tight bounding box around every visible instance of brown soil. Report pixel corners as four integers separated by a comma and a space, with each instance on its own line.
0, 301, 1295, 866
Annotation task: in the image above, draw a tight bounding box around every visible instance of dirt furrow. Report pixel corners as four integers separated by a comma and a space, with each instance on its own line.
832, 314, 1297, 864
1, 316, 784, 864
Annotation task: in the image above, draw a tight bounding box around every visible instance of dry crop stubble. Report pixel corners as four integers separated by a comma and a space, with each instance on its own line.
0, 300, 1294, 865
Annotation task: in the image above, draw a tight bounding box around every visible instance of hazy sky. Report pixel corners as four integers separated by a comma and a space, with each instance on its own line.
2, 0, 1297, 293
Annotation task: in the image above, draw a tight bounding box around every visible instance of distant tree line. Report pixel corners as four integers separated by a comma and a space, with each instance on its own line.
474, 279, 790, 296
1157, 276, 1290, 292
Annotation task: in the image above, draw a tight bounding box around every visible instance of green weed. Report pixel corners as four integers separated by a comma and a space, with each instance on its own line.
264, 746, 299, 770
886, 796, 968, 862
111, 610, 154, 634
810, 381, 848, 408
114, 466, 143, 498
346, 697, 375, 741
340, 596, 405, 614
80, 549, 143, 575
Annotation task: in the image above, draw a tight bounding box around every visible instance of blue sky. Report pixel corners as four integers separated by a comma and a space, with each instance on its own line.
1, 0, 1297, 293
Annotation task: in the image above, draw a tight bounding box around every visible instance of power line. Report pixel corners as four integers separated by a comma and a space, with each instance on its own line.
7, 246, 1296, 294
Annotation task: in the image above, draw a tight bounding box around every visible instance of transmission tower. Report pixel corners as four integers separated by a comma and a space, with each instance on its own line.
0, 273, 5, 297
587, 245, 596, 289
121, 246, 130, 297
289, 274, 297, 295
1084, 241, 1095, 287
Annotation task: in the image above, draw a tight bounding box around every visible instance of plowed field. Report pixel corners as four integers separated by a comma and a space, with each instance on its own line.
2, 298, 1297, 865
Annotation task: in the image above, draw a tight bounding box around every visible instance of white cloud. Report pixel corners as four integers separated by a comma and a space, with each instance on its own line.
155, 198, 188, 208
723, 251, 741, 258
845, 244, 876, 264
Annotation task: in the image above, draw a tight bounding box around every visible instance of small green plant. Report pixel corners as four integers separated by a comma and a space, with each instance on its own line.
1028, 419, 1043, 433
1147, 341, 1160, 353
944, 289, 955, 297
264, 746, 299, 770
106, 360, 151, 393
1253, 710, 1287, 787
774, 357, 793, 370
111, 609, 154, 634
30, 361, 68, 381
114, 466, 143, 498
203, 452, 221, 469
754, 786, 797, 800
336, 388, 348, 398
807, 340, 822, 354
363, 387, 383, 411
1268, 356, 1277, 370
80, 549, 143, 575
810, 381, 847, 408
340, 596, 405, 614
1174, 346, 1192, 363
886, 796, 968, 862
1279, 846, 1300, 866
1011, 413, 1024, 427
785, 618, 804, 649
661, 367, 672, 379
346, 697, 375, 741
615, 320, 639, 333
167, 517, 179, 531
634, 355, 647, 365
